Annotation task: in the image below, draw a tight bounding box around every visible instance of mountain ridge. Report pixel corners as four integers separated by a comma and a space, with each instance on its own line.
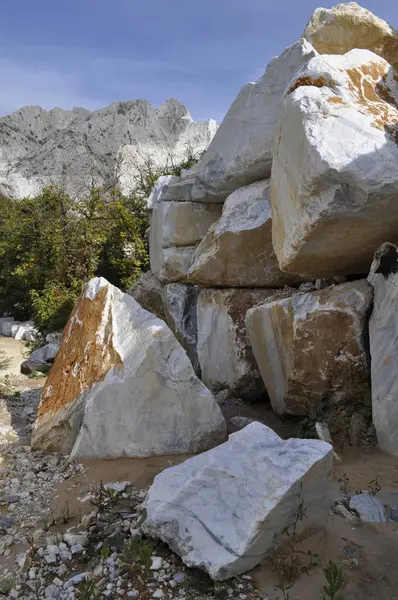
0, 98, 216, 198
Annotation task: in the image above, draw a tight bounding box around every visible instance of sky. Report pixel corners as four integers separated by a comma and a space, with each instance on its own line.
0, 0, 397, 123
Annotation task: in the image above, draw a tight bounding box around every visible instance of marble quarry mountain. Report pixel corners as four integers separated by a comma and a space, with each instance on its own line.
0, 98, 216, 199
2, 2, 398, 596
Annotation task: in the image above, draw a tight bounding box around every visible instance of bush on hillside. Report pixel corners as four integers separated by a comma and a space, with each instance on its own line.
0, 151, 200, 334
0, 185, 150, 334
128, 148, 200, 199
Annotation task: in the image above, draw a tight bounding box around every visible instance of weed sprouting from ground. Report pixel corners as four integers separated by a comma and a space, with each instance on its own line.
322, 561, 345, 600
77, 577, 101, 600
100, 545, 111, 560
269, 484, 318, 587
119, 536, 154, 581
122, 536, 152, 569
367, 471, 382, 496
276, 582, 294, 599
62, 500, 70, 524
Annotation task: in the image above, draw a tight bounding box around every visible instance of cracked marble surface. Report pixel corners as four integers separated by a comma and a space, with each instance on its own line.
271, 48, 398, 279
143, 422, 333, 580
33, 277, 226, 459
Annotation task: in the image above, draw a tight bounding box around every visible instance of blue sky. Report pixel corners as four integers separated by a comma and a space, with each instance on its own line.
0, 0, 396, 122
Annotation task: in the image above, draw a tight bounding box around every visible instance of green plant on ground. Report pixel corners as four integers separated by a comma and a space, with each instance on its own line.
77, 577, 101, 600
276, 582, 294, 600
90, 480, 114, 514
284, 487, 308, 578
61, 500, 70, 524
104, 508, 117, 525
102, 486, 124, 503
0, 374, 14, 396
360, 423, 377, 449
135, 507, 147, 529
269, 484, 318, 586
90, 480, 106, 513
367, 471, 382, 496
100, 545, 111, 560
23, 337, 44, 357
322, 561, 345, 600
122, 536, 152, 570
27, 371, 46, 380
182, 568, 231, 599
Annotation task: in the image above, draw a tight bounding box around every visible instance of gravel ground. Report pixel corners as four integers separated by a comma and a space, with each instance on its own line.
0, 385, 269, 600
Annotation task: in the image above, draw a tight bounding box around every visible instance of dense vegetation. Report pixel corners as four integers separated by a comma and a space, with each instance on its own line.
0, 152, 198, 334
0, 186, 149, 333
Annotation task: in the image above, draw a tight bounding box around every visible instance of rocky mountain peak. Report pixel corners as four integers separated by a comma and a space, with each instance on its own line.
0, 98, 215, 199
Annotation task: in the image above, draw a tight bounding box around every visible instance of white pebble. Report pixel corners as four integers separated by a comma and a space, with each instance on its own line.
150, 556, 164, 571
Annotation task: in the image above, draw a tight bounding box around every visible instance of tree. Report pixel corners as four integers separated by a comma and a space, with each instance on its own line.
0, 185, 149, 333
0, 150, 200, 333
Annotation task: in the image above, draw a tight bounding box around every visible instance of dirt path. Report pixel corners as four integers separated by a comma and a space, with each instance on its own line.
0, 336, 29, 378
0, 337, 45, 446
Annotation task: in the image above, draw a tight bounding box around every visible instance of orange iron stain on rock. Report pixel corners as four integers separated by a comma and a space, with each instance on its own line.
287, 76, 328, 95
38, 285, 122, 417
344, 62, 398, 137
327, 96, 346, 105
293, 59, 398, 143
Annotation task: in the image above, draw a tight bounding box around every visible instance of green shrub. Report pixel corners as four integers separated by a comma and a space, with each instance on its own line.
0, 185, 149, 332
30, 281, 82, 335
0, 152, 197, 333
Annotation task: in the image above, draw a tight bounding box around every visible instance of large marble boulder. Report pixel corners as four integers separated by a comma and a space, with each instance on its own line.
246, 281, 372, 415
0, 317, 37, 340
147, 175, 180, 209
127, 271, 166, 321
368, 243, 398, 456
150, 201, 222, 283
304, 3, 398, 71
271, 49, 398, 279
150, 172, 198, 204
32, 278, 226, 458
187, 39, 317, 204
188, 180, 300, 287
150, 246, 196, 284
20, 343, 59, 375
196, 288, 277, 398
14, 321, 37, 341
143, 422, 333, 581
150, 201, 222, 248
162, 283, 201, 376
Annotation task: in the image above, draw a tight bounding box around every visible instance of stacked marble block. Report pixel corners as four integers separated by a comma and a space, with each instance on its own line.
140, 8, 398, 446
148, 175, 296, 400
